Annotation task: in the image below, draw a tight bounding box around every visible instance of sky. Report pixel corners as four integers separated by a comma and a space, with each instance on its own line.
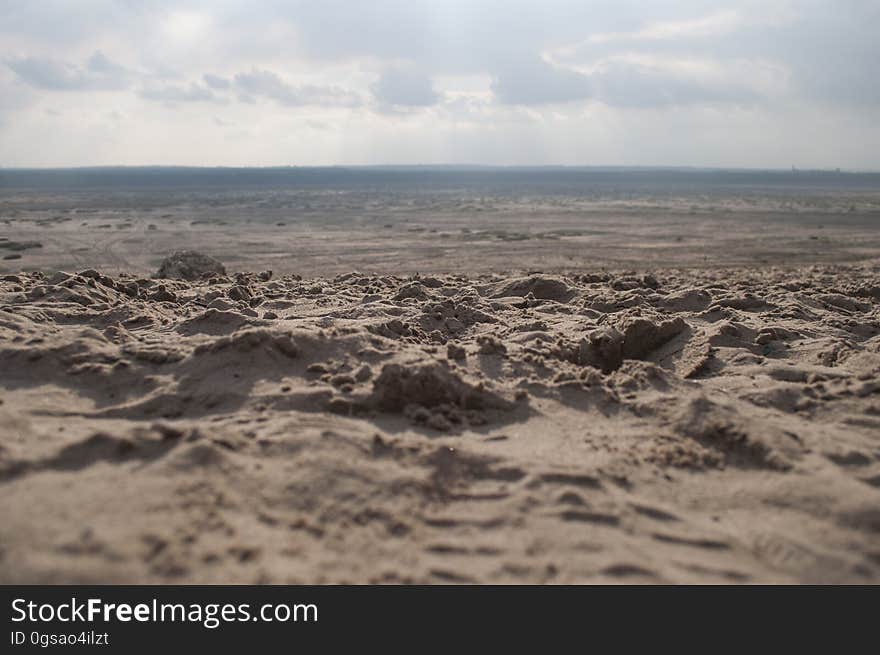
1, 0, 878, 168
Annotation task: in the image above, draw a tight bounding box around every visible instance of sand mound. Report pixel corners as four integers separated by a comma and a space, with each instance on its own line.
154, 251, 226, 281
577, 314, 687, 372
673, 396, 796, 471
192, 328, 300, 357
371, 362, 507, 412
490, 275, 577, 302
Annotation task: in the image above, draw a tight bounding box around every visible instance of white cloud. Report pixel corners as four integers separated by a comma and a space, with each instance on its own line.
586, 10, 743, 45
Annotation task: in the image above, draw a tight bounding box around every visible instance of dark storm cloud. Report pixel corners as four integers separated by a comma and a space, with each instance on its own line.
371, 69, 440, 108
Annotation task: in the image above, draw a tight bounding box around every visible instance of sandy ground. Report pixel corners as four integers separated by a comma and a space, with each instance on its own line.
2, 184, 879, 583
3, 187, 880, 276
1, 260, 879, 583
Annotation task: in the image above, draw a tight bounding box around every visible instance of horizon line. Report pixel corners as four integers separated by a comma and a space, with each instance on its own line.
2, 163, 879, 174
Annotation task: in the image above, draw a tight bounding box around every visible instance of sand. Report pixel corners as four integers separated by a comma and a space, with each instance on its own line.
3, 184, 880, 276
1, 262, 879, 583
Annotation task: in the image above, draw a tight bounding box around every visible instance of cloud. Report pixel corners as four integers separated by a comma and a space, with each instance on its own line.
586, 10, 743, 45
0, 1, 878, 167
233, 69, 361, 107
592, 60, 759, 108
492, 58, 593, 105
139, 83, 219, 104
0, 77, 37, 114
543, 4, 880, 109
203, 73, 230, 90
5, 3, 878, 111
7, 50, 131, 91
371, 68, 440, 108
491, 48, 769, 108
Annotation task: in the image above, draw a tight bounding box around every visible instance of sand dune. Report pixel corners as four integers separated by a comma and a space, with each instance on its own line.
1, 263, 879, 583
